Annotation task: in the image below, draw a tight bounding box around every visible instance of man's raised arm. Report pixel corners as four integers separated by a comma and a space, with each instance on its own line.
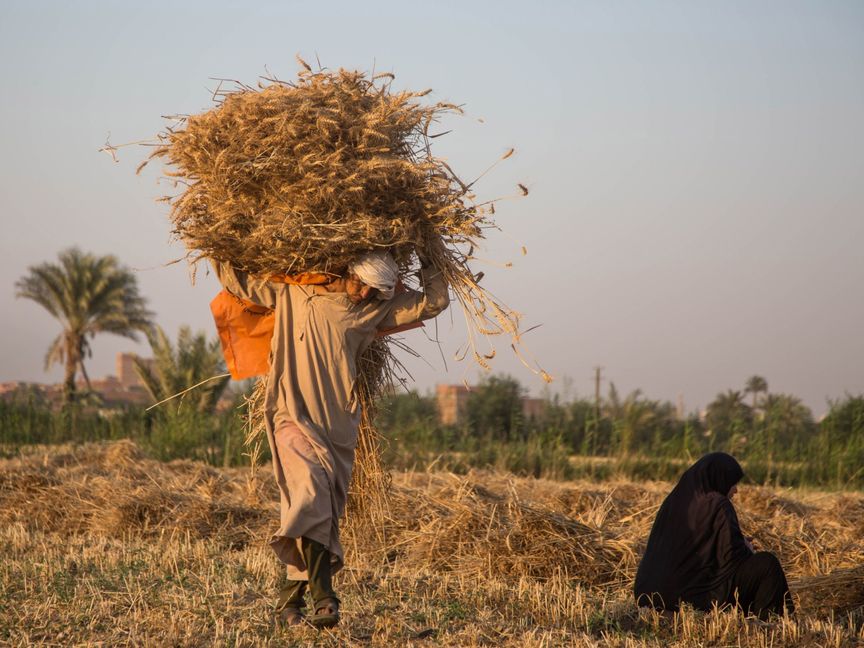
377, 263, 449, 330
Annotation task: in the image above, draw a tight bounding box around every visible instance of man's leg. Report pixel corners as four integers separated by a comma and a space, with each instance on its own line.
276, 580, 307, 610
302, 537, 340, 628
275, 579, 308, 626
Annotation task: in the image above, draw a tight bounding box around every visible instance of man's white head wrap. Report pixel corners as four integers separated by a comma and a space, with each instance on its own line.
350, 251, 399, 300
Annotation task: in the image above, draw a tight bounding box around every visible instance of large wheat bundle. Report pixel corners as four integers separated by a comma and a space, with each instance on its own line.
790, 566, 864, 616
148, 65, 474, 274
382, 473, 635, 585
139, 59, 547, 506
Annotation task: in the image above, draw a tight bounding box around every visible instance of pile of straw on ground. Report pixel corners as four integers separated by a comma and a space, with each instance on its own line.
4, 442, 864, 645
379, 473, 634, 586
6, 442, 864, 648
4, 441, 864, 616
791, 566, 864, 616
0, 441, 268, 547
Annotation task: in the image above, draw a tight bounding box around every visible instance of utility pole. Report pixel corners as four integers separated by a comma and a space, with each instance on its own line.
593, 366, 603, 422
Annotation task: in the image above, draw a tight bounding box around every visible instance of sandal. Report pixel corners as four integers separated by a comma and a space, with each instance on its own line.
309, 597, 340, 629
275, 579, 308, 628
276, 604, 306, 627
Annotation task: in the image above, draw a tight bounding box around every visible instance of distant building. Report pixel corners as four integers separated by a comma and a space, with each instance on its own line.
0, 381, 50, 402
436, 384, 471, 426
1, 381, 65, 406
3, 352, 237, 411
521, 397, 547, 421
117, 352, 154, 390
1, 353, 155, 408
435, 383, 548, 426
83, 374, 151, 407
0, 381, 27, 397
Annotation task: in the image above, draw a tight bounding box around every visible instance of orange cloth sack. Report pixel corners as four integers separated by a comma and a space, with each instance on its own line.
211, 290, 275, 380
211, 276, 424, 380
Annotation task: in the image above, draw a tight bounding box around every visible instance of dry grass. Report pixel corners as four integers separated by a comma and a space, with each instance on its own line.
2, 441, 863, 646
147, 63, 472, 277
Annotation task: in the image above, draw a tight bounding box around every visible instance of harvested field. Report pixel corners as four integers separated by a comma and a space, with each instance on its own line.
2, 441, 863, 646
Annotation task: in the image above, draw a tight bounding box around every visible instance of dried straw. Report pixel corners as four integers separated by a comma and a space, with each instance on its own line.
380, 472, 634, 586
5, 442, 864, 645
791, 566, 864, 615
5, 441, 864, 618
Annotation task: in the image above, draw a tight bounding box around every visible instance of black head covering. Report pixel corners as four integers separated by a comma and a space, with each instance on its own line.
634, 453, 751, 611
684, 452, 744, 496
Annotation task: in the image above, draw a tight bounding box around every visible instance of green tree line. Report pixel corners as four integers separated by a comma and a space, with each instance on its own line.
375, 375, 864, 488
7, 248, 864, 488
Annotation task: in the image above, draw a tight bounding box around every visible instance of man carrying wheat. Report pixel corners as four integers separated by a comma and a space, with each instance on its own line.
137, 62, 528, 628
214, 251, 448, 628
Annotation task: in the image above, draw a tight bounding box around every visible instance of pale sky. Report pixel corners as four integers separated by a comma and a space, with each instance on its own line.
1, 0, 862, 416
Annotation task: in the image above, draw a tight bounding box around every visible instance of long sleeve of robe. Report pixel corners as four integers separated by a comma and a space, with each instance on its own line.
213, 261, 449, 578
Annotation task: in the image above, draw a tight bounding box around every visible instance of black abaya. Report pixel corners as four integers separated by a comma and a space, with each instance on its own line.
634, 453, 792, 617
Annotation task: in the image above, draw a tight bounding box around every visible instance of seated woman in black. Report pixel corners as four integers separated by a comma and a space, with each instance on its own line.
634, 452, 793, 619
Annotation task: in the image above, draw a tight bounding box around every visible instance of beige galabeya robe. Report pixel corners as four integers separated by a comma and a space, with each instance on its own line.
214, 261, 449, 579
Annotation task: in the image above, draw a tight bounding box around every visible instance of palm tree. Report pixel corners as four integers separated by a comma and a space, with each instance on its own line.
745, 375, 768, 411
134, 325, 231, 414
762, 394, 814, 447
705, 390, 753, 450
760, 393, 814, 482
15, 248, 153, 406
605, 383, 658, 456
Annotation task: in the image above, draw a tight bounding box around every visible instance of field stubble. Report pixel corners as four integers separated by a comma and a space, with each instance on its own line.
1, 441, 863, 647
